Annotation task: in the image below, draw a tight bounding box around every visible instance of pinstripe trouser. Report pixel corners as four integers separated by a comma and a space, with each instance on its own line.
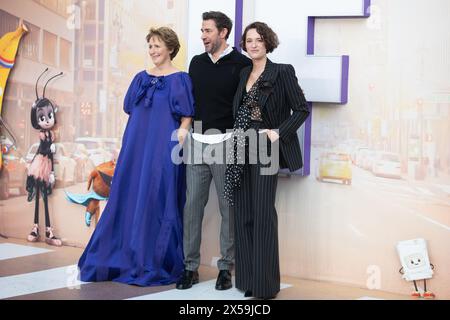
183, 135, 234, 272
234, 123, 280, 298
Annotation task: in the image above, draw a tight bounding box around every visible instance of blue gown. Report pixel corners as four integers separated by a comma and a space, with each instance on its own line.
78, 71, 195, 286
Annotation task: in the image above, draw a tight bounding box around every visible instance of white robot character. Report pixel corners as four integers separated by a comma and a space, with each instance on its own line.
397, 238, 435, 299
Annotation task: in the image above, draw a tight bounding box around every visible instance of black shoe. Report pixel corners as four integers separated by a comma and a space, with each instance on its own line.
257, 293, 277, 300
258, 295, 276, 300
244, 290, 253, 297
215, 270, 232, 290
176, 270, 199, 290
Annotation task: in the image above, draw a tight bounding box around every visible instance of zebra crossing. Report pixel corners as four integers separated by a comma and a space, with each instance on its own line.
0, 241, 292, 300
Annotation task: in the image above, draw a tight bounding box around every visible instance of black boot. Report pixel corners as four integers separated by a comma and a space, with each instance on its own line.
176, 270, 199, 290
215, 270, 232, 290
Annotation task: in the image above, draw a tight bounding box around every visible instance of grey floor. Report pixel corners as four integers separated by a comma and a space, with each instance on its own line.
0, 238, 413, 300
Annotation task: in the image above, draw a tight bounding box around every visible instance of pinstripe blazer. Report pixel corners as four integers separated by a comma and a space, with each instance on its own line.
233, 59, 310, 171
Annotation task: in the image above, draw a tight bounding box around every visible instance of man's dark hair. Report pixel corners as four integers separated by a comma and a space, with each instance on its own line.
202, 11, 233, 40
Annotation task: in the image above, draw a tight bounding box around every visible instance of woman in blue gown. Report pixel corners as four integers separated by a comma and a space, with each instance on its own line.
78, 27, 194, 286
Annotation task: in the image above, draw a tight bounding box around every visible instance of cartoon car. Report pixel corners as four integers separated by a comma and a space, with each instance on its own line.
0, 146, 27, 199
74, 137, 113, 166
63, 142, 95, 182
316, 152, 352, 185
100, 137, 121, 161
372, 151, 402, 179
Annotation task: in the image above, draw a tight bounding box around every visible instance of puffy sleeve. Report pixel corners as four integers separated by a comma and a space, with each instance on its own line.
169, 73, 195, 121
123, 73, 140, 115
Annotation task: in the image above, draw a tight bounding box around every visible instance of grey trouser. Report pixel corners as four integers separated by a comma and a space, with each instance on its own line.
183, 134, 234, 271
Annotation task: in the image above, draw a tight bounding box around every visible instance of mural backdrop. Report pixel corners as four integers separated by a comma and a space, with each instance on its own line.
0, 0, 449, 299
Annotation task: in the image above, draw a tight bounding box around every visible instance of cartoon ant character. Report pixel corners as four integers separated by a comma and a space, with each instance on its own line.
26, 68, 63, 246
397, 238, 435, 299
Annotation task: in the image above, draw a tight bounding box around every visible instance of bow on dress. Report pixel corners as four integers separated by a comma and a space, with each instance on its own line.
134, 75, 165, 108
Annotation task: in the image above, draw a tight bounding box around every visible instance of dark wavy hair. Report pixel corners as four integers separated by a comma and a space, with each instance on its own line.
240, 22, 279, 53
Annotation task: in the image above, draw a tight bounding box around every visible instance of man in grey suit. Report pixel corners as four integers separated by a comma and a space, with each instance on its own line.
176, 11, 251, 290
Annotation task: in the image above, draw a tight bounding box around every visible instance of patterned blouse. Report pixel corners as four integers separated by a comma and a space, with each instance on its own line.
243, 76, 263, 122
224, 73, 265, 205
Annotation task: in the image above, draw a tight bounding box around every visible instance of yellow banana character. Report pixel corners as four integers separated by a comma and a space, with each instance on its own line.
0, 21, 27, 169
0, 21, 28, 114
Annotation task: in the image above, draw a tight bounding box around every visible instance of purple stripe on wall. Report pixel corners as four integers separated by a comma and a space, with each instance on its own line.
307, 17, 315, 55
307, 16, 351, 104
234, 0, 244, 51
303, 102, 313, 175
341, 55, 349, 104
301, 1, 370, 175
364, 0, 371, 17
306, 0, 371, 104
306, 1, 371, 52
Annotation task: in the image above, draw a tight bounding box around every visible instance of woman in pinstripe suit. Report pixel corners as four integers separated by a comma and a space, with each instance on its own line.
224, 22, 310, 299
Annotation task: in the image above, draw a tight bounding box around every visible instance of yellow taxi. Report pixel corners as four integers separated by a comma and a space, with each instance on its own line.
316, 152, 352, 185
